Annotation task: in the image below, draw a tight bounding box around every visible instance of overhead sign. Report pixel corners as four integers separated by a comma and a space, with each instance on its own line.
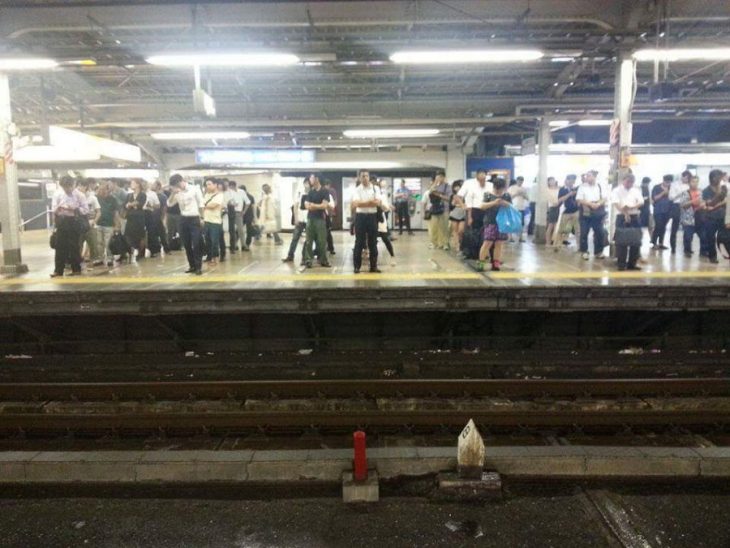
48, 126, 141, 163
195, 148, 316, 166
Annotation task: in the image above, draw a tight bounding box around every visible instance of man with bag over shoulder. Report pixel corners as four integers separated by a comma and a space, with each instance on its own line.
611, 173, 643, 271
577, 169, 607, 260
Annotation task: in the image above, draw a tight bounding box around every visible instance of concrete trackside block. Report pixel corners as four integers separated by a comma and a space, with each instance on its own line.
485, 446, 586, 477
437, 471, 502, 501
696, 447, 730, 477
342, 470, 379, 503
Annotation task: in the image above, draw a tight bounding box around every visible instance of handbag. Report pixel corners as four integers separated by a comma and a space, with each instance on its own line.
109, 231, 130, 256
614, 227, 642, 246
49, 230, 57, 250
75, 212, 91, 234
717, 226, 730, 259
496, 205, 523, 234
424, 207, 432, 221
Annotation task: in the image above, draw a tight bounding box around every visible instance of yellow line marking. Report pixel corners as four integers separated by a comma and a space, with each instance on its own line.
0, 271, 482, 286
489, 270, 730, 280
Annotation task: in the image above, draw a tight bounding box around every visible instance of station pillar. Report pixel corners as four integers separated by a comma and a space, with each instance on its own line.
0, 73, 28, 275
445, 145, 466, 182
607, 52, 635, 248
533, 116, 551, 244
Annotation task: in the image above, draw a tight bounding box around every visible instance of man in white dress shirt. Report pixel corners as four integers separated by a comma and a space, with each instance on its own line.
351, 170, 382, 273
611, 173, 644, 271
576, 170, 607, 260
167, 174, 204, 275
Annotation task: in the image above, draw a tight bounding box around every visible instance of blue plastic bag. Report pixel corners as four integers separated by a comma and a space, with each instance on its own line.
496, 205, 523, 234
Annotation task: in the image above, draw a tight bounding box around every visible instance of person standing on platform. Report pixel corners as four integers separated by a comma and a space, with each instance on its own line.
477, 178, 511, 272
456, 170, 492, 259
651, 175, 673, 250
202, 179, 225, 265
351, 170, 382, 274
556, 174, 580, 248
577, 169, 607, 260
165, 182, 181, 248
227, 181, 250, 252
449, 180, 466, 252
95, 182, 120, 268
124, 179, 147, 262
679, 175, 704, 258
667, 170, 691, 255
145, 181, 167, 257
545, 176, 560, 247
51, 176, 88, 277
508, 176, 529, 243
240, 185, 256, 250
376, 178, 397, 266
283, 177, 311, 264
215, 180, 228, 262
303, 175, 333, 269
259, 183, 283, 245
322, 179, 337, 255
611, 174, 643, 271
701, 169, 727, 265
427, 170, 451, 250
77, 178, 101, 266
168, 174, 203, 275
394, 179, 413, 235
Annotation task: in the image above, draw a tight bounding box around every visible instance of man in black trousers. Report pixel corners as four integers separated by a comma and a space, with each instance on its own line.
351, 170, 382, 274
167, 174, 204, 275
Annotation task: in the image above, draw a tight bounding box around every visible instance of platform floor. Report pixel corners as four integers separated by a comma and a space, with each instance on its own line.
1, 229, 729, 293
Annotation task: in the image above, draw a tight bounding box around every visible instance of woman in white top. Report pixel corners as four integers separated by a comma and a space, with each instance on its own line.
545, 177, 560, 247
259, 183, 283, 245
508, 177, 529, 242
202, 179, 225, 264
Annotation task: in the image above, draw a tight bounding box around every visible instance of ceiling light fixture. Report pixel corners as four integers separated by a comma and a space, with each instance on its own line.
389, 49, 543, 64
633, 48, 730, 62
343, 129, 441, 138
577, 119, 612, 126
151, 131, 252, 140
145, 53, 300, 67
548, 120, 571, 127
0, 58, 58, 71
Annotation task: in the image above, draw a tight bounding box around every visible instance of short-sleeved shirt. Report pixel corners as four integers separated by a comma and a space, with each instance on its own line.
457, 179, 493, 209
305, 187, 331, 220
652, 184, 672, 215
394, 187, 411, 204
428, 182, 451, 215
353, 184, 381, 214
558, 186, 578, 214
97, 195, 118, 227
202, 192, 225, 224
483, 192, 512, 225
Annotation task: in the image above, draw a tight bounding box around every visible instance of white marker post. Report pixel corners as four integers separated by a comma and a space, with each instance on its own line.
457, 418, 486, 479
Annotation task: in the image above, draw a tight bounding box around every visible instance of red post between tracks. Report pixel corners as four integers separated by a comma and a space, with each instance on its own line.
353, 430, 367, 481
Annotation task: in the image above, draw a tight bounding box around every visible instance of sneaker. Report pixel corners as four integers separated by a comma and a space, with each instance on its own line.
491, 260, 502, 271
581, 252, 590, 260
627, 265, 641, 271
50, 272, 63, 278
595, 254, 607, 259
710, 258, 720, 264
657, 245, 669, 250
617, 266, 626, 271
320, 262, 332, 268
329, 250, 336, 255
305, 262, 313, 269
475, 261, 485, 272
242, 246, 250, 252
369, 268, 382, 273
282, 257, 294, 263
354, 268, 361, 274
185, 268, 196, 274
390, 258, 397, 267
195, 269, 203, 275
562, 240, 570, 246
107, 261, 114, 267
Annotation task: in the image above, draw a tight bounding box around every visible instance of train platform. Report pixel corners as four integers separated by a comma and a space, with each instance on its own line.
1, 230, 729, 315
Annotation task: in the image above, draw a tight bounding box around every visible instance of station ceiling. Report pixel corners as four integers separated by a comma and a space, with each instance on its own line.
1, 0, 730, 160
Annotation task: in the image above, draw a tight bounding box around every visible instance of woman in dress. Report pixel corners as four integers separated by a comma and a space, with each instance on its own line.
124, 179, 147, 261
449, 180, 466, 252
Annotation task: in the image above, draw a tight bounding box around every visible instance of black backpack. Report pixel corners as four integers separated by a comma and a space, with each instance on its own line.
717, 226, 730, 259
168, 234, 182, 251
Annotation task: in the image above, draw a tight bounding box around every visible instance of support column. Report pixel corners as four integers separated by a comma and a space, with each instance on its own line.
0, 73, 28, 275
607, 52, 635, 248
445, 145, 466, 182
533, 116, 551, 244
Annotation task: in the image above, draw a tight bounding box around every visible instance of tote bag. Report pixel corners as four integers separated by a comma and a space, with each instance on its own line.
496, 205, 523, 234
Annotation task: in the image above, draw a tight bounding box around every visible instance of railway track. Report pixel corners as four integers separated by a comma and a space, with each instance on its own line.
0, 378, 729, 434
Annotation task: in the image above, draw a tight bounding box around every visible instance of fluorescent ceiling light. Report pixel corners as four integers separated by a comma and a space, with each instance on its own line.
577, 119, 611, 126
151, 131, 251, 140
633, 48, 730, 62
343, 128, 440, 138
390, 49, 543, 64
549, 120, 571, 127
0, 58, 58, 71
146, 53, 300, 67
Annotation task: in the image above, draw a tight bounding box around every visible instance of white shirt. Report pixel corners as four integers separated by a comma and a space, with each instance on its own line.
168, 185, 203, 217
611, 185, 644, 215
143, 189, 160, 210
85, 192, 100, 218
668, 181, 688, 204
509, 185, 529, 211
203, 192, 225, 224
457, 179, 492, 209
576, 182, 605, 204
230, 188, 250, 212
353, 184, 381, 214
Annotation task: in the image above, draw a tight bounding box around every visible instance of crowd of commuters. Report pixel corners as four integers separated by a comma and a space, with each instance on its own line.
48, 166, 730, 278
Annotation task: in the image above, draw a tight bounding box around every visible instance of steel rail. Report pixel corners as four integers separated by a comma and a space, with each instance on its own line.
1, 409, 728, 432
0, 378, 728, 401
